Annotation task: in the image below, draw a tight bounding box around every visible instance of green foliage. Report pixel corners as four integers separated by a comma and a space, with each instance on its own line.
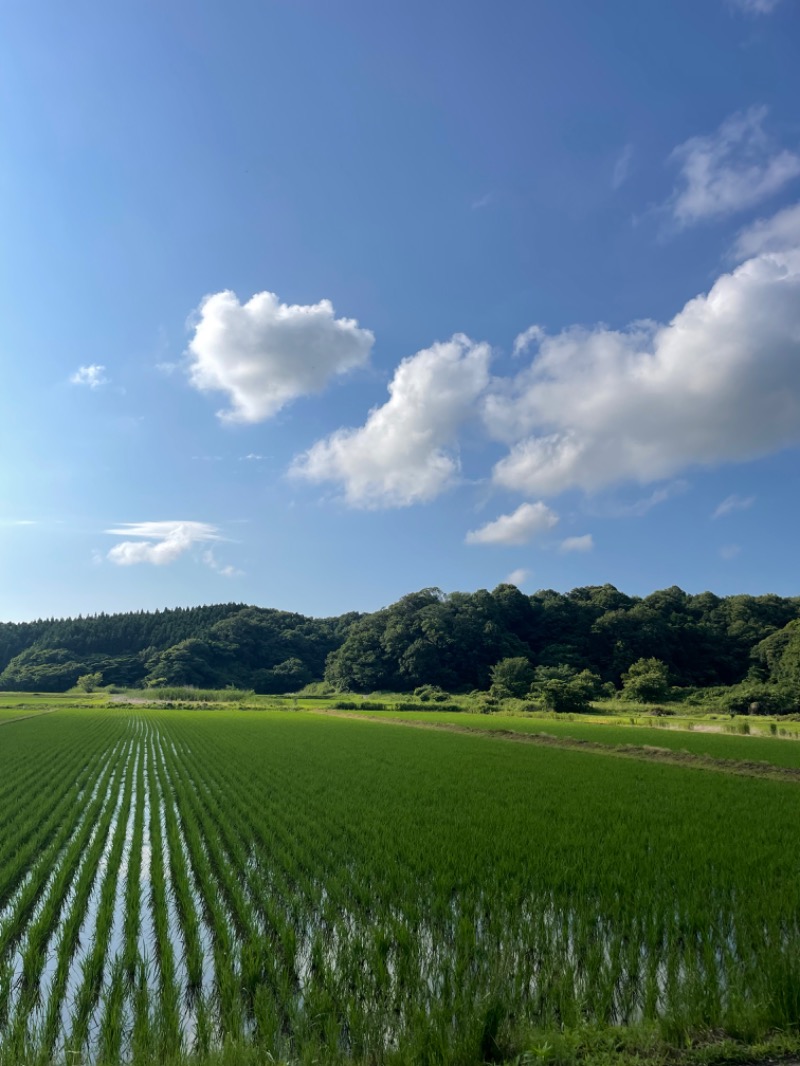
414, 684, 450, 702
721, 681, 800, 716
620, 658, 671, 703
490, 657, 535, 699
74, 671, 103, 692
2, 583, 800, 699
132, 686, 255, 703
542, 678, 591, 713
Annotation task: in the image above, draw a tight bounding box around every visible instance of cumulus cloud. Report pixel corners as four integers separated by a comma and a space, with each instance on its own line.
713, 493, 756, 518
668, 107, 800, 226
465, 501, 558, 546
734, 201, 800, 258
106, 521, 220, 566
505, 568, 531, 587
71, 364, 109, 389
560, 534, 594, 553
186, 290, 374, 424
291, 335, 491, 508
485, 248, 800, 497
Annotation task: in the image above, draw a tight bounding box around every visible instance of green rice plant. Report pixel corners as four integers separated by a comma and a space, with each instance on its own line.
67, 743, 135, 1052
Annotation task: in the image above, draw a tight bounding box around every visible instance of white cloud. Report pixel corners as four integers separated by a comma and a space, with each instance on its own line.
106, 521, 220, 566
291, 334, 491, 508
512, 325, 545, 358
485, 248, 800, 497
505, 568, 531, 587
720, 543, 742, 560
560, 534, 594, 553
465, 501, 558, 546
71, 364, 109, 389
668, 107, 800, 226
713, 493, 756, 518
186, 290, 374, 424
239, 453, 266, 461
612, 144, 634, 190
202, 549, 243, 578
734, 201, 800, 258
471, 193, 493, 210
600, 480, 689, 518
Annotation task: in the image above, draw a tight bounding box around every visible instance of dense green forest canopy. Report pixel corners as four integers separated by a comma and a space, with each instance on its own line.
2, 584, 800, 700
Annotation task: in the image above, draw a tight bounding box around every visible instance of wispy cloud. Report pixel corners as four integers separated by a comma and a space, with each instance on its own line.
720, 543, 742, 560
667, 107, 800, 226
106, 521, 221, 566
729, 0, 782, 13
466, 502, 558, 546
733, 201, 800, 258
559, 534, 594, 554
202, 549, 244, 578
512, 325, 544, 358
713, 493, 755, 519
598, 481, 689, 519
612, 143, 634, 190
70, 364, 109, 389
471, 193, 493, 210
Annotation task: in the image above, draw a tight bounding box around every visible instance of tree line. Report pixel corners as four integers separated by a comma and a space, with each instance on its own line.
1, 584, 800, 706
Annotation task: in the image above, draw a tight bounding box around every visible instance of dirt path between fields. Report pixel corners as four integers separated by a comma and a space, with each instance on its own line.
314, 710, 800, 785
0, 707, 61, 726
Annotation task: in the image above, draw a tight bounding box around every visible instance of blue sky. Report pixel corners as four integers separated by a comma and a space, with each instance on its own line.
1, 0, 800, 622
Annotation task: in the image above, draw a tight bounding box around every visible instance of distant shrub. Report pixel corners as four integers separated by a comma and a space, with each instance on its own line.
295, 681, 337, 698
134, 686, 254, 703
414, 685, 449, 702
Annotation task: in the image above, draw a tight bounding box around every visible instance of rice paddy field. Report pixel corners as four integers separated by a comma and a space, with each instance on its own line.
3, 704, 800, 1065
344, 707, 800, 768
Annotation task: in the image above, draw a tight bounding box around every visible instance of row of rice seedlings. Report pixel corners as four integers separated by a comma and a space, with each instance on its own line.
0, 712, 119, 825
160, 710, 800, 1056
0, 739, 131, 1061
91, 734, 144, 1064
0, 739, 127, 990
153, 738, 217, 1013
165, 733, 316, 968
38, 740, 135, 1059
130, 729, 158, 1061
160, 722, 382, 1053
5, 741, 134, 1044
150, 734, 245, 1043
143, 734, 182, 1060
156, 735, 294, 1050
0, 752, 118, 1037
0, 736, 113, 914
67, 739, 137, 1057
148, 739, 216, 1055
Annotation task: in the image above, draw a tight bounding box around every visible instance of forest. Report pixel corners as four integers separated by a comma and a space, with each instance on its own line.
1, 584, 800, 708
